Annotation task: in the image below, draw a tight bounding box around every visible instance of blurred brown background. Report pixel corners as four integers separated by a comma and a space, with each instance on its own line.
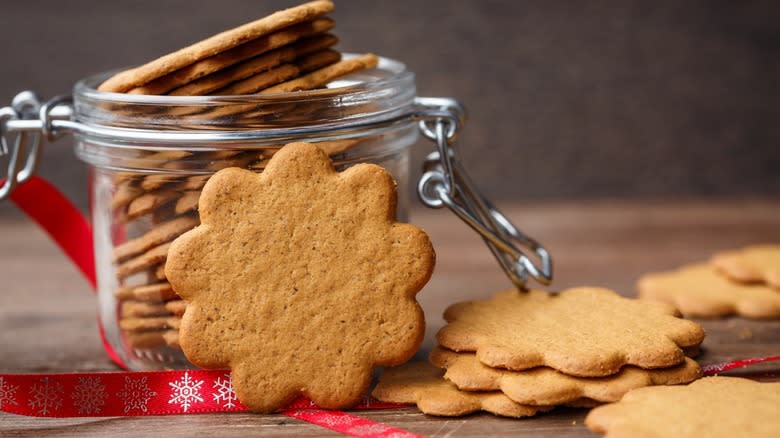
1, 0, 778, 216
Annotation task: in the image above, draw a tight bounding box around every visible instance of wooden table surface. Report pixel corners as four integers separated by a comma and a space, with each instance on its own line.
2, 199, 779, 437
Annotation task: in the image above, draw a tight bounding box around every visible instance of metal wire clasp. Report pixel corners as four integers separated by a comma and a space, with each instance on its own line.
0, 91, 71, 201
414, 97, 553, 290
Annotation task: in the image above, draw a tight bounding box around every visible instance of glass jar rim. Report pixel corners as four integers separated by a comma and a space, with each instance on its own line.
72, 54, 416, 134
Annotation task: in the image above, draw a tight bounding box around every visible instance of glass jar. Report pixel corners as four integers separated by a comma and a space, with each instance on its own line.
1, 54, 551, 372
69, 55, 428, 370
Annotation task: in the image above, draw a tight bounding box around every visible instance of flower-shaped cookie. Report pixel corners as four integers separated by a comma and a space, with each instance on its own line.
429, 346, 701, 405
712, 244, 780, 289
638, 263, 780, 319
586, 377, 780, 438
437, 288, 705, 377
165, 142, 434, 412
372, 362, 552, 418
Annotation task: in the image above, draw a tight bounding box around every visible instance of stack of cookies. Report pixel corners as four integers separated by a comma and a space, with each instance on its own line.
373, 287, 705, 418
638, 245, 780, 319
104, 0, 380, 355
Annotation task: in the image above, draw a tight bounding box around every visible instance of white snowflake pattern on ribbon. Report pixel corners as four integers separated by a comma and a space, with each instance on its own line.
169, 371, 204, 412
117, 376, 157, 413
0, 377, 19, 409
316, 413, 356, 427
348, 424, 417, 438
27, 377, 64, 415
212, 373, 237, 409
71, 376, 108, 414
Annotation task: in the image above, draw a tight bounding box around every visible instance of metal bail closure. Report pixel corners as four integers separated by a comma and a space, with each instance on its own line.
414, 97, 553, 290
0, 91, 71, 201
1, 91, 43, 200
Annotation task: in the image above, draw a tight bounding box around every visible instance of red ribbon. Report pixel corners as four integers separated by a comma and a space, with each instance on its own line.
7, 176, 127, 370
3, 176, 420, 437
0, 369, 415, 436
702, 355, 780, 376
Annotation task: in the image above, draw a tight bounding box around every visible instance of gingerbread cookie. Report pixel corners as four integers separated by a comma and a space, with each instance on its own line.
163, 330, 181, 348
130, 18, 336, 95
165, 141, 434, 412
260, 53, 378, 94
293, 49, 341, 72
115, 282, 178, 302
98, 0, 335, 92
585, 377, 780, 438
120, 301, 172, 318
124, 331, 169, 349
174, 191, 201, 215
638, 263, 780, 319
429, 347, 702, 406
437, 288, 704, 377
712, 245, 780, 289
171, 33, 338, 96
153, 265, 167, 282
112, 216, 199, 262
372, 362, 552, 418
213, 63, 301, 95
119, 316, 180, 332
214, 49, 339, 95
164, 300, 187, 316
116, 242, 172, 280
111, 182, 144, 210
126, 190, 180, 221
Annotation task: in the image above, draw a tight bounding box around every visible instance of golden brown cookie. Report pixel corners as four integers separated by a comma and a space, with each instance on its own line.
247, 139, 360, 172
260, 53, 378, 94
712, 245, 780, 289
585, 377, 780, 438
165, 141, 434, 413
121, 301, 173, 318
124, 330, 169, 349
112, 216, 199, 263
171, 33, 338, 96
115, 151, 192, 184
293, 48, 341, 73
126, 190, 180, 221
213, 63, 300, 95
174, 191, 201, 215
130, 18, 336, 95
98, 0, 335, 92
119, 316, 181, 332
116, 242, 172, 280
164, 300, 187, 316
437, 288, 704, 377
163, 330, 181, 348
177, 175, 210, 192
372, 362, 553, 418
638, 263, 780, 319
153, 264, 168, 282
111, 181, 144, 210
115, 282, 179, 302
316, 138, 361, 156
429, 346, 702, 406
139, 174, 178, 192
151, 202, 178, 225
211, 49, 339, 95
139, 152, 257, 192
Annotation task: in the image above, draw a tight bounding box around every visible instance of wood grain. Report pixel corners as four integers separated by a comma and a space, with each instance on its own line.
1, 199, 779, 436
